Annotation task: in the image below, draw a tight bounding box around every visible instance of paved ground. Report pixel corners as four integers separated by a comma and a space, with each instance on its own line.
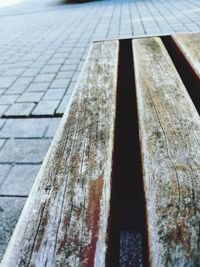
0, 0, 200, 260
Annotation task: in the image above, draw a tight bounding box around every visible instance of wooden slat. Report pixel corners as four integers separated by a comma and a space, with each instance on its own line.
172, 33, 200, 78
133, 37, 200, 266
1, 40, 119, 267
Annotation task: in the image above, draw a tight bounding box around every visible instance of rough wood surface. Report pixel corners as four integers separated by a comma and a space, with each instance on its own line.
133, 37, 200, 266
1, 40, 119, 267
172, 33, 200, 78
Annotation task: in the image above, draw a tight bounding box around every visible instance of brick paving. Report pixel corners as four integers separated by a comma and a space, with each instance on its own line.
0, 0, 200, 260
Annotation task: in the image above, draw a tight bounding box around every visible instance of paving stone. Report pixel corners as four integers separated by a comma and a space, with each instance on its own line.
71, 72, 80, 83
5, 84, 27, 95
0, 164, 11, 185
0, 139, 51, 163
50, 79, 70, 89
12, 77, 33, 86
27, 83, 49, 92
0, 197, 27, 260
56, 71, 74, 79
0, 119, 50, 138
0, 139, 6, 150
60, 64, 77, 72
0, 105, 9, 116
0, 95, 19, 105
0, 164, 41, 196
32, 100, 60, 116
22, 68, 40, 77
56, 94, 71, 114
17, 92, 44, 103
0, 77, 17, 89
65, 58, 81, 65
43, 89, 65, 100
66, 82, 76, 94
47, 58, 65, 65
0, 120, 5, 129
40, 65, 61, 74
5, 103, 35, 117
4, 68, 26, 76
34, 74, 55, 83
45, 118, 61, 137
0, 89, 6, 96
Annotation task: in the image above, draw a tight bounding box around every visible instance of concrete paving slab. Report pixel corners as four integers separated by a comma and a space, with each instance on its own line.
5, 84, 27, 95
0, 139, 6, 150
32, 100, 60, 116
0, 197, 26, 261
0, 165, 11, 185
27, 83, 50, 92
17, 92, 44, 103
0, 118, 50, 138
5, 103, 35, 116
0, 120, 5, 129
44, 118, 61, 138
43, 88, 65, 101
50, 79, 70, 89
0, 77, 17, 89
0, 139, 51, 163
0, 95, 19, 105
0, 164, 41, 196
56, 94, 71, 114
0, 105, 9, 116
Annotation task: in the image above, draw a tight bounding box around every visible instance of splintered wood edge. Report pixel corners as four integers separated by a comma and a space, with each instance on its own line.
2, 40, 119, 267
172, 33, 200, 79
132, 37, 200, 266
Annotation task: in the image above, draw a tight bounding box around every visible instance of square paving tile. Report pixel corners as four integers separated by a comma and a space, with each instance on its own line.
0, 197, 26, 260
0, 164, 41, 196
0, 118, 50, 138
0, 139, 51, 163
4, 103, 35, 117
32, 100, 60, 116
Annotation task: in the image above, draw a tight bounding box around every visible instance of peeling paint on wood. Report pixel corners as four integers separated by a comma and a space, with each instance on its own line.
1, 41, 119, 267
133, 37, 200, 266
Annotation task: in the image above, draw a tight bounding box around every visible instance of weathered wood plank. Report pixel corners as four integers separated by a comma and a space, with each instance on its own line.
1, 40, 119, 267
133, 37, 200, 266
172, 33, 200, 78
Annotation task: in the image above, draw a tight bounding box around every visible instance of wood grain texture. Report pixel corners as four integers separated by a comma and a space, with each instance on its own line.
172, 33, 200, 78
133, 37, 200, 266
1, 40, 119, 267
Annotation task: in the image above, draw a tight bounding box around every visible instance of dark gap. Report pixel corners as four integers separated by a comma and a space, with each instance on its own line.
107, 39, 148, 267
162, 36, 200, 114
2, 114, 63, 119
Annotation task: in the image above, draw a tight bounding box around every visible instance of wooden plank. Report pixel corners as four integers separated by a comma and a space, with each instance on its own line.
1, 40, 119, 267
133, 37, 200, 266
172, 33, 200, 78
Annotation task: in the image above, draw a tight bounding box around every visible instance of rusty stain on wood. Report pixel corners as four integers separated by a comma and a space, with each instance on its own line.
1, 40, 119, 267
133, 37, 200, 266
82, 175, 104, 266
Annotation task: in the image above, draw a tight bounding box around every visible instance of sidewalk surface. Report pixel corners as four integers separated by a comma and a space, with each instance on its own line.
0, 0, 200, 260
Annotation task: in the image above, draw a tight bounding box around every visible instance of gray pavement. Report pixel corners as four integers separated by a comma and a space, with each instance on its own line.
0, 0, 200, 260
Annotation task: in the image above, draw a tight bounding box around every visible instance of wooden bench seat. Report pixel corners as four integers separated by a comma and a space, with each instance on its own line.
1, 41, 119, 267
172, 33, 200, 78
133, 36, 200, 266
1, 33, 200, 266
